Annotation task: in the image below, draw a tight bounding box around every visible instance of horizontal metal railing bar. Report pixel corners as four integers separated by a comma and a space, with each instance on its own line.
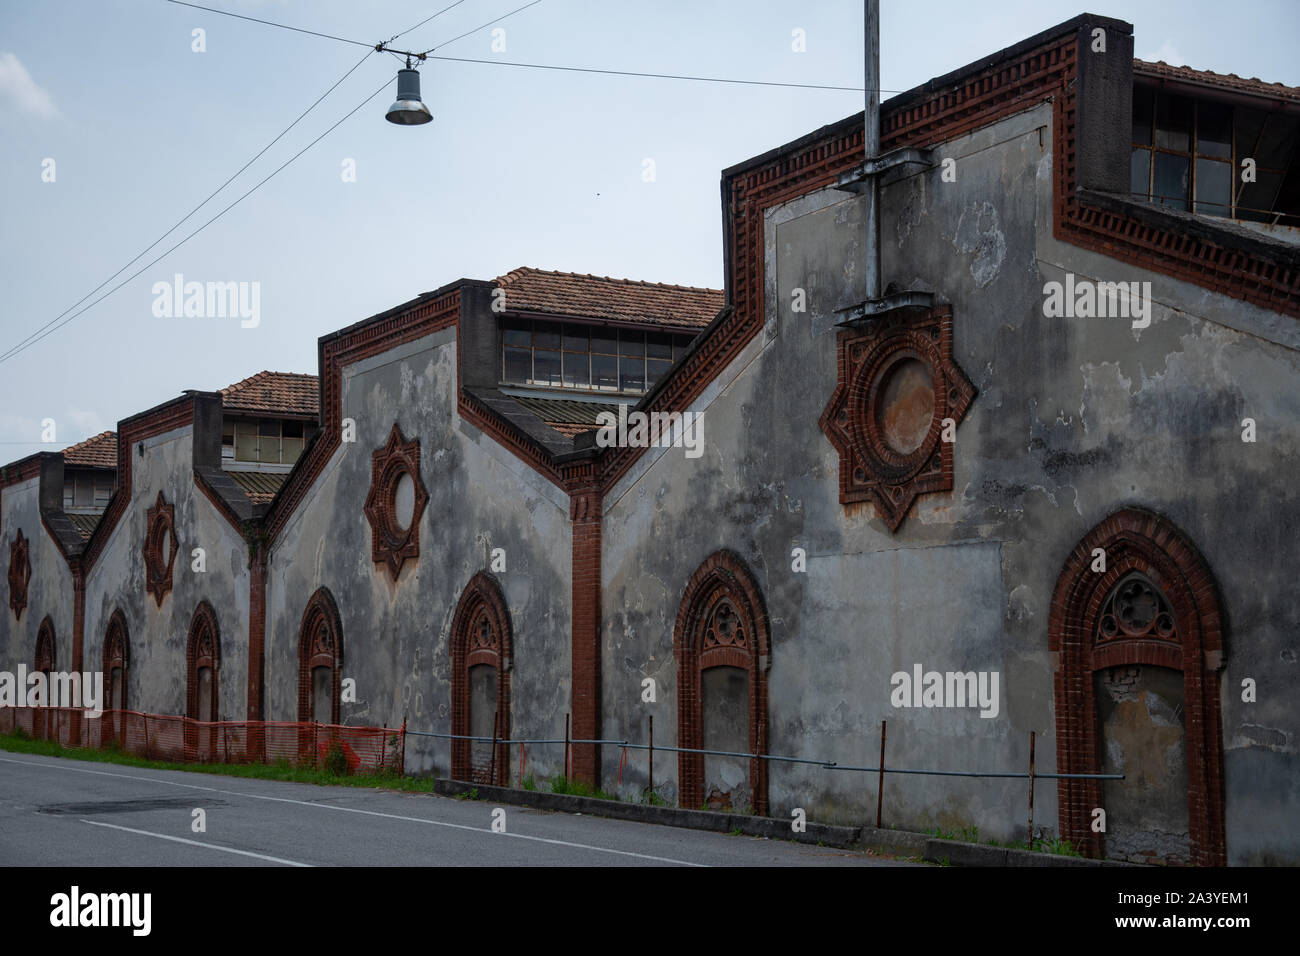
403, 729, 1124, 781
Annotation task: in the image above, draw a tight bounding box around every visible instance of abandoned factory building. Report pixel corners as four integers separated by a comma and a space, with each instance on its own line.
3, 13, 1297, 866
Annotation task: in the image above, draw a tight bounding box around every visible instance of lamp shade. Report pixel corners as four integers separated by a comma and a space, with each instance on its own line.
385, 68, 432, 125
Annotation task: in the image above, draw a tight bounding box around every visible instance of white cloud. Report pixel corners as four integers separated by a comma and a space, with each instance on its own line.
0, 52, 59, 118
1139, 40, 1186, 66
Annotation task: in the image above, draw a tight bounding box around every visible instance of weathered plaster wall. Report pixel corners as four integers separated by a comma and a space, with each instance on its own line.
265, 327, 572, 780
601, 99, 1299, 865
82, 425, 250, 723
0, 478, 74, 676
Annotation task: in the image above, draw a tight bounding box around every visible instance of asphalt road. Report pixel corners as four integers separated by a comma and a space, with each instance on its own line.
0, 752, 917, 867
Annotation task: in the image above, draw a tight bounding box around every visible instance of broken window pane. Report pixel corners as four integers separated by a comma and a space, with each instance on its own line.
1195, 158, 1231, 216
1196, 101, 1232, 159
1155, 94, 1193, 152
503, 347, 530, 383
532, 348, 562, 387
1131, 148, 1151, 197
1132, 87, 1153, 145
1153, 153, 1190, 209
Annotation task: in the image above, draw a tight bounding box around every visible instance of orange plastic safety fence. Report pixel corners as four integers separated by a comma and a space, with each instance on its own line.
1, 707, 404, 774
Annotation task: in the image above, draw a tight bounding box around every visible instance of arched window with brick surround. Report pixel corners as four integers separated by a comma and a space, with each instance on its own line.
186, 601, 220, 722
449, 572, 511, 785
34, 617, 56, 740
103, 610, 130, 745
298, 588, 343, 726
34, 616, 56, 675
674, 551, 770, 816
1049, 508, 1226, 866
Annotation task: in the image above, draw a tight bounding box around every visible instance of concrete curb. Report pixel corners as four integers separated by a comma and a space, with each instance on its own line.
432, 779, 863, 849
923, 838, 1134, 866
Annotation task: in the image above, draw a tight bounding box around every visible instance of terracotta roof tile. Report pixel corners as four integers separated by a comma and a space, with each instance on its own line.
494, 268, 723, 331
62, 431, 116, 469
1134, 59, 1300, 103
220, 371, 319, 418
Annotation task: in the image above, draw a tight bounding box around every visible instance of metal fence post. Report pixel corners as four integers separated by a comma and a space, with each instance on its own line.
648, 714, 654, 799
1027, 730, 1036, 850
876, 719, 887, 829
564, 713, 570, 781
489, 711, 500, 787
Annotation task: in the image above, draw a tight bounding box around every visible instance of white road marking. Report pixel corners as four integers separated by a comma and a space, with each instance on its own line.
79, 819, 311, 866
0, 754, 706, 867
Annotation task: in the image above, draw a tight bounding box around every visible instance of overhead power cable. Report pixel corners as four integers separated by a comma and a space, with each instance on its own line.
0, 73, 395, 368
163, 0, 375, 48
0, 49, 375, 365
389, 0, 472, 43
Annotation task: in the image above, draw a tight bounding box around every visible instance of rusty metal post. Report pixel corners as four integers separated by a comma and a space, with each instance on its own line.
876, 719, 887, 829
648, 714, 654, 799
489, 710, 500, 787
862, 0, 881, 301
564, 713, 570, 782
1027, 730, 1036, 850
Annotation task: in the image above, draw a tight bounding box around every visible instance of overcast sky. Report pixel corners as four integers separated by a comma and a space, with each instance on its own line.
2, 0, 1297, 462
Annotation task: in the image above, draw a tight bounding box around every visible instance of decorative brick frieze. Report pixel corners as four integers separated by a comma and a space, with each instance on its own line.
1048, 507, 1226, 865
819, 305, 975, 531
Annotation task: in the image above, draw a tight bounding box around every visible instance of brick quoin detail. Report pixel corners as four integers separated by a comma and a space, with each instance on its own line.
247, 546, 267, 728
674, 550, 771, 815
449, 572, 512, 784
1049, 507, 1227, 866
298, 587, 343, 725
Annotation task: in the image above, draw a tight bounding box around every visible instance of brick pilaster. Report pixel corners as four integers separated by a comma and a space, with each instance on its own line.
569, 484, 602, 784
247, 544, 267, 759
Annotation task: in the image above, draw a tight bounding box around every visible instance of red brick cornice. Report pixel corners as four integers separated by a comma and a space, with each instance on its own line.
266, 288, 461, 543
82, 396, 194, 572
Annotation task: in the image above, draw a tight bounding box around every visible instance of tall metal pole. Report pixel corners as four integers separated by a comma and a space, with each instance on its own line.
863, 1, 881, 302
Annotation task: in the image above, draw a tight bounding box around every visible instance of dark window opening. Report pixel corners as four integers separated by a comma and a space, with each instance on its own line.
1131, 85, 1300, 226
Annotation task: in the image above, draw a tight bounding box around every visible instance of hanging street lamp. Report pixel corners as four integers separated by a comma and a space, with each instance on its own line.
385, 57, 433, 126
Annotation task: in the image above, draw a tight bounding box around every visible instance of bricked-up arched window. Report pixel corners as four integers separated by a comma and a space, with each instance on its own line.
103, 610, 129, 711
33, 617, 56, 740
103, 610, 130, 747
34, 616, 56, 673
298, 588, 343, 726
1049, 508, 1226, 866
674, 551, 770, 815
449, 573, 511, 784
186, 601, 220, 722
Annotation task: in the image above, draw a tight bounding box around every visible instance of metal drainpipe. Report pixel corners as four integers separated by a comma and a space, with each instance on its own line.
863, 0, 881, 302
